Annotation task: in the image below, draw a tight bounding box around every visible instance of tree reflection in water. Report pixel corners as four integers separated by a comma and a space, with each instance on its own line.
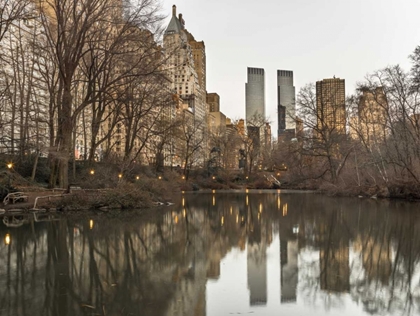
0, 193, 419, 315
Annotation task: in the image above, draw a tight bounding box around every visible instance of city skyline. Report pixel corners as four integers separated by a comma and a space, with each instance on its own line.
162, 0, 420, 134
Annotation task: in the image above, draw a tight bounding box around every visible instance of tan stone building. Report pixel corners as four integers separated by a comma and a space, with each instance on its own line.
207, 93, 226, 133
207, 93, 220, 112
163, 5, 208, 167
356, 87, 388, 145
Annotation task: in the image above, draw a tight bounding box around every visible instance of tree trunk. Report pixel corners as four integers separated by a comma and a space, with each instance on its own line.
31, 150, 39, 181
57, 86, 73, 188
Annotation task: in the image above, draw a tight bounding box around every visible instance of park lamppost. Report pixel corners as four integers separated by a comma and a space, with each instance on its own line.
6, 163, 13, 189
90, 169, 95, 175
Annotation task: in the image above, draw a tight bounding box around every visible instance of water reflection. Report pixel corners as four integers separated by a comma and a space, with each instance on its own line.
0, 192, 420, 315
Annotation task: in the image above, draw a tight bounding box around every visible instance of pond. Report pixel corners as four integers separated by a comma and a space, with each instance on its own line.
0, 190, 420, 316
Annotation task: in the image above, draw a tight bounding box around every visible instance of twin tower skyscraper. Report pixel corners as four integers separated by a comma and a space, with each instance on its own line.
245, 68, 296, 139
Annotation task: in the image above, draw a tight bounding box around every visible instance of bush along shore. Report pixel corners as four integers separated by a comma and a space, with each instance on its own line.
1, 159, 419, 214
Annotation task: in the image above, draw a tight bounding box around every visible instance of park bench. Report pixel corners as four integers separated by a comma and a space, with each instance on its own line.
3, 192, 28, 205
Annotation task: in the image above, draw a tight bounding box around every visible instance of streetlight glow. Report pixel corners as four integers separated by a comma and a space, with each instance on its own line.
90, 170, 95, 175
6, 163, 13, 169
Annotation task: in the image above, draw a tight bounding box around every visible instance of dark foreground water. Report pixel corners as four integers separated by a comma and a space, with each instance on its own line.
1, 190, 420, 316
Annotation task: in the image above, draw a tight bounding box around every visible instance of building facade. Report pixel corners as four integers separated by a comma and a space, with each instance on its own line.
277, 70, 296, 138
316, 78, 346, 134
246, 67, 265, 122
356, 87, 388, 144
163, 5, 208, 167
207, 93, 220, 112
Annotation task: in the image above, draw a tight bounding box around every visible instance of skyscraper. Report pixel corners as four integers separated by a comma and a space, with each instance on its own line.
163, 5, 207, 123
246, 67, 265, 122
316, 78, 346, 134
357, 87, 388, 144
277, 70, 296, 139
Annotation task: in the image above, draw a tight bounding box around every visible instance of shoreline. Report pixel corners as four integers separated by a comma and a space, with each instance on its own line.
1, 185, 419, 216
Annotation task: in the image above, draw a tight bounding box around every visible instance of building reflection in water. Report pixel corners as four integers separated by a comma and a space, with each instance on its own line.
317, 210, 351, 294
1, 193, 420, 316
279, 199, 298, 303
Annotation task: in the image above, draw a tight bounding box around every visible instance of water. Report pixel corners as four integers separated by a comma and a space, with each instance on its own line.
0, 190, 420, 316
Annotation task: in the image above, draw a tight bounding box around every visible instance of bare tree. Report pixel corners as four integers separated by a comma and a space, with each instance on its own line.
38, 0, 165, 188
0, 0, 32, 46
234, 114, 269, 176
296, 83, 352, 183
177, 113, 205, 179
208, 125, 241, 170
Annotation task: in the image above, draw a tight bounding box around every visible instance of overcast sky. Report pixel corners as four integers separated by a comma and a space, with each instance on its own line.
161, 0, 420, 133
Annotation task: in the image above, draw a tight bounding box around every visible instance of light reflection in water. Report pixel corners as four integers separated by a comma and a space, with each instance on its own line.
283, 203, 288, 216
4, 233, 10, 245
0, 192, 419, 316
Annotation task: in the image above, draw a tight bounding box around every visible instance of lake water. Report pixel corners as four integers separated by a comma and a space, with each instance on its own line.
0, 190, 420, 316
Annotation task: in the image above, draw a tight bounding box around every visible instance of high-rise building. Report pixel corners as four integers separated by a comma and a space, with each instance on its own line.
163, 5, 207, 123
163, 5, 208, 167
246, 67, 265, 122
356, 87, 388, 144
207, 93, 220, 112
186, 30, 206, 91
277, 70, 296, 138
316, 78, 346, 134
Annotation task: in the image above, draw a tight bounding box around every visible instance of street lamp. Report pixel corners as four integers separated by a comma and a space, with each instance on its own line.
90, 169, 95, 175
6, 162, 13, 189
136, 176, 140, 180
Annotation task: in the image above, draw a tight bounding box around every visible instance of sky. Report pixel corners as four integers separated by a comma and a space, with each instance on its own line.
160, 0, 420, 134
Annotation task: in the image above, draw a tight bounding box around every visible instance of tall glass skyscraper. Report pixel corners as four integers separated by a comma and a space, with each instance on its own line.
277, 70, 296, 138
316, 78, 346, 134
246, 67, 265, 122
